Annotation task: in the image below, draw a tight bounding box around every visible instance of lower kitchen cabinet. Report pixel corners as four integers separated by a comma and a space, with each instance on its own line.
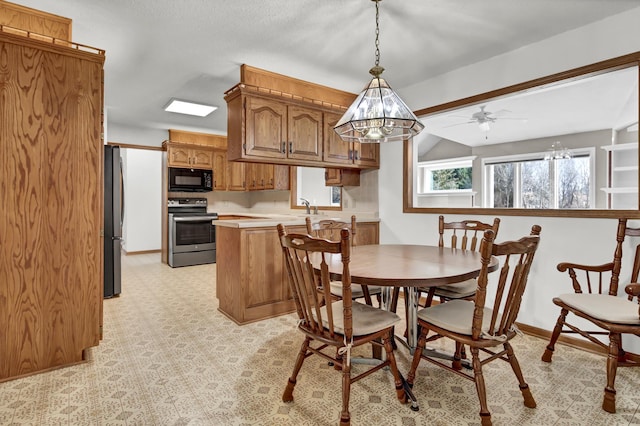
216, 224, 305, 324
215, 221, 379, 324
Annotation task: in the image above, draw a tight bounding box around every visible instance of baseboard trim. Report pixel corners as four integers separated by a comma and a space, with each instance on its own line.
123, 249, 161, 256
516, 322, 607, 357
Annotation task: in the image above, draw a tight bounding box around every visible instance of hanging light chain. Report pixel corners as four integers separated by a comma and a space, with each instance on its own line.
369, 0, 384, 78
374, 0, 380, 67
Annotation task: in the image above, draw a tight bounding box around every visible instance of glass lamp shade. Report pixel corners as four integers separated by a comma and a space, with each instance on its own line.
334, 76, 424, 143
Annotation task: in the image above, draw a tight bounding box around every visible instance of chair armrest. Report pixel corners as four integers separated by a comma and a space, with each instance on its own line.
625, 283, 640, 298
557, 261, 615, 273
556, 261, 615, 294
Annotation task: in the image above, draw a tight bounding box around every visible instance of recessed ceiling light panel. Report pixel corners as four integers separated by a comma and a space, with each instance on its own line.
164, 98, 217, 117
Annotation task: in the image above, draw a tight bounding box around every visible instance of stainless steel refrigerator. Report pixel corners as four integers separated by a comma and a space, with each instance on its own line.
104, 145, 123, 298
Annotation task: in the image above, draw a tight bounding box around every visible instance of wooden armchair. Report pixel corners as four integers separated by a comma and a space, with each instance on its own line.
305, 216, 382, 306
541, 218, 640, 413
407, 225, 542, 426
277, 224, 406, 425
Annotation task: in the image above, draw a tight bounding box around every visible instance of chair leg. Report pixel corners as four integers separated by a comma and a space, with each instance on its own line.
504, 342, 536, 409
406, 324, 429, 386
382, 332, 408, 403
453, 342, 464, 370
470, 347, 492, 426
541, 308, 568, 363
340, 357, 352, 425
603, 333, 620, 413
283, 337, 310, 402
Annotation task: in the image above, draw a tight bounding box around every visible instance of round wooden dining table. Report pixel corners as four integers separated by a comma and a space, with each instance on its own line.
312, 244, 499, 352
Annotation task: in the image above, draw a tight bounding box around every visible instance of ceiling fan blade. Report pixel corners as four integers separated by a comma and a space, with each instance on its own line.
441, 120, 476, 129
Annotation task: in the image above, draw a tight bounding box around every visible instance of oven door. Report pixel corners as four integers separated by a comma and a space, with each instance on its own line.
168, 214, 216, 254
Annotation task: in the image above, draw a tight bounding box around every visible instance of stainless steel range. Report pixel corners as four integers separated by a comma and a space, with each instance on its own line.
168, 198, 218, 267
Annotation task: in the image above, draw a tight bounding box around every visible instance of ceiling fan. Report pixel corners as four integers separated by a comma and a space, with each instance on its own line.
445, 105, 525, 132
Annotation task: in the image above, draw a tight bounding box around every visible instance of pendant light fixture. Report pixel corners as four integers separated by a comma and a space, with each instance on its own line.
334, 0, 424, 143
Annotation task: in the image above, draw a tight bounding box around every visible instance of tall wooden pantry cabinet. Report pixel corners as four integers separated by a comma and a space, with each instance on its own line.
0, 13, 105, 380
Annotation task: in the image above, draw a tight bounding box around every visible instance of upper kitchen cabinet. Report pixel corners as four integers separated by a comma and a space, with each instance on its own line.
166, 129, 227, 170
167, 144, 214, 169
225, 65, 378, 170
231, 93, 323, 163
323, 112, 380, 169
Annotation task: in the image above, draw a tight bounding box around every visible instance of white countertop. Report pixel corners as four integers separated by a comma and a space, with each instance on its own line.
214, 212, 380, 229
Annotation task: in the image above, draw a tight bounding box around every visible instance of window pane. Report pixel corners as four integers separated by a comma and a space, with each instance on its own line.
521, 160, 550, 208
557, 157, 590, 208
492, 163, 514, 207
431, 167, 472, 190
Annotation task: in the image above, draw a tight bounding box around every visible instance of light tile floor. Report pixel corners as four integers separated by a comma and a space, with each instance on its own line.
1, 253, 639, 425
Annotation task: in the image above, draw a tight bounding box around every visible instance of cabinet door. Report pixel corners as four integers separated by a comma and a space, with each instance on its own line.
248, 163, 267, 190
355, 222, 380, 246
324, 168, 342, 186
323, 112, 353, 165
191, 148, 214, 169
227, 161, 248, 191
246, 97, 287, 159
287, 105, 323, 161
212, 150, 227, 190
273, 165, 290, 190
353, 142, 379, 168
167, 145, 192, 167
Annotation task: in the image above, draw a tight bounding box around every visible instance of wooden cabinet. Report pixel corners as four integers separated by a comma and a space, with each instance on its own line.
216, 221, 378, 324
244, 96, 322, 162
167, 144, 213, 169
212, 150, 227, 190
325, 168, 361, 187
225, 66, 379, 170
0, 30, 104, 380
228, 161, 290, 191
216, 225, 306, 324
323, 112, 380, 168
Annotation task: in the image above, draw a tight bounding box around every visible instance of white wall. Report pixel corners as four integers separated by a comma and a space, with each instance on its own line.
381, 7, 640, 351
121, 148, 163, 252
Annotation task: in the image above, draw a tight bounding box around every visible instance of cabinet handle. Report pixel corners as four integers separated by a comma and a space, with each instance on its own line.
354, 150, 359, 161
289, 141, 293, 154
281, 141, 286, 154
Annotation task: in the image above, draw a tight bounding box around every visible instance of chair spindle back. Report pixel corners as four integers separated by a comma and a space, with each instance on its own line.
278, 224, 353, 342
473, 225, 541, 341
439, 215, 501, 251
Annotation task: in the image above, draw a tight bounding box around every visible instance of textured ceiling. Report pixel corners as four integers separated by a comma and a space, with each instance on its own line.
11, 0, 640, 138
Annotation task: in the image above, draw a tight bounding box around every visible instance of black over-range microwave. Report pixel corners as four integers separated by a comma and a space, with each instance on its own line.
168, 167, 213, 192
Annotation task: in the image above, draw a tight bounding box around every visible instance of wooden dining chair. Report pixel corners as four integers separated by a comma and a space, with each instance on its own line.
424, 215, 502, 306
406, 225, 542, 426
541, 218, 640, 413
277, 224, 406, 425
305, 216, 382, 306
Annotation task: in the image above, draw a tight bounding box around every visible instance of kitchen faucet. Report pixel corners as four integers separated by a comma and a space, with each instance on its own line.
300, 198, 311, 214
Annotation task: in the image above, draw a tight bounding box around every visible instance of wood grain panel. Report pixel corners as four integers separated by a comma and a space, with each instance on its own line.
0, 33, 103, 380
240, 64, 356, 108
0, 1, 71, 41
168, 129, 227, 149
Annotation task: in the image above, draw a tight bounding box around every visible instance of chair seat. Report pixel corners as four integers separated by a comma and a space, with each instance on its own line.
417, 299, 498, 336
556, 293, 640, 325
320, 300, 401, 336
433, 278, 477, 299
330, 282, 383, 299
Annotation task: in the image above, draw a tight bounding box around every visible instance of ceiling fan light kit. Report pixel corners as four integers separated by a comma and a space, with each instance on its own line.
334, 0, 424, 143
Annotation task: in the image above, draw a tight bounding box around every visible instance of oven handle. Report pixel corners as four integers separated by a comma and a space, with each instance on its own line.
172, 216, 219, 222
